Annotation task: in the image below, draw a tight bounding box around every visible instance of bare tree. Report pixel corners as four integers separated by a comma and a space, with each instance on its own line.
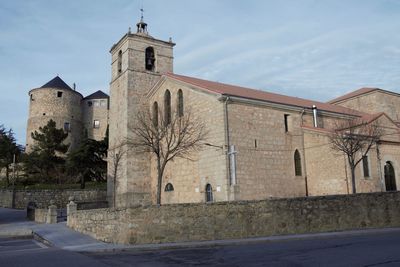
127, 105, 207, 205
329, 119, 382, 194
108, 142, 126, 208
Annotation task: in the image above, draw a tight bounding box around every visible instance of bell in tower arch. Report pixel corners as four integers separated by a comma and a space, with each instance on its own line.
145, 47, 155, 71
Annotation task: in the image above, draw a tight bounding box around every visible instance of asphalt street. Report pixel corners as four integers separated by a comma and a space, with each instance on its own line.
85, 229, 400, 267
0, 237, 108, 267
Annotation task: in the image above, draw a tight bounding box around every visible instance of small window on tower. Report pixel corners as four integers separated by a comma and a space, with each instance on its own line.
64, 122, 70, 132
100, 100, 107, 107
284, 114, 290, 132
57, 91, 63, 98
118, 50, 122, 73
93, 100, 100, 107
93, 120, 100, 129
30, 94, 34, 101
88, 101, 92, 107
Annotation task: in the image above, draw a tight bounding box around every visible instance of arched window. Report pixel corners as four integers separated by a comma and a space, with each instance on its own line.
152, 101, 159, 127
164, 90, 171, 125
145, 47, 155, 71
294, 150, 302, 176
205, 184, 213, 202
117, 50, 122, 73
165, 183, 174, 192
177, 89, 184, 117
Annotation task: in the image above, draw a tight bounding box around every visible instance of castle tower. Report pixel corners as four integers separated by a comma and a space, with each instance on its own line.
26, 76, 83, 152
108, 16, 175, 207
81, 90, 109, 141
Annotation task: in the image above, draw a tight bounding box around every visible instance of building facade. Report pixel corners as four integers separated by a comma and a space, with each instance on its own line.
107, 18, 400, 208
26, 76, 109, 152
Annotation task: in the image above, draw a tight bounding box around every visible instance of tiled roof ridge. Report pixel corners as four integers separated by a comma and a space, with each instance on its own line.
164, 73, 365, 117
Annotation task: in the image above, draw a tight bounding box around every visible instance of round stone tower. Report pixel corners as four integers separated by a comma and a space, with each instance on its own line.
26, 76, 83, 152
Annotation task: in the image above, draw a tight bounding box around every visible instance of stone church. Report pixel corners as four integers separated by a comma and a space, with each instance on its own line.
27, 17, 400, 208
105, 17, 400, 208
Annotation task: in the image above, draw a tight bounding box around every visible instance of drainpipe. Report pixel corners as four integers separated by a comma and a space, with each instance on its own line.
312, 105, 318, 128
300, 109, 308, 196
223, 96, 233, 197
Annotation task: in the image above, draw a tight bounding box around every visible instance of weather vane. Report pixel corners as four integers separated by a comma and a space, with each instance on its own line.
140, 7, 144, 21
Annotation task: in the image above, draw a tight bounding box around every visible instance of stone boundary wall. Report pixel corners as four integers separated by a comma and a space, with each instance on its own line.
0, 189, 107, 209
68, 192, 400, 245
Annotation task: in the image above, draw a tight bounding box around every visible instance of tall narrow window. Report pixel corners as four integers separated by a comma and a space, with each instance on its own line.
177, 89, 184, 117
152, 101, 159, 127
164, 90, 171, 125
205, 184, 213, 202
284, 114, 289, 132
362, 155, 370, 177
145, 47, 155, 71
294, 150, 302, 176
117, 50, 122, 73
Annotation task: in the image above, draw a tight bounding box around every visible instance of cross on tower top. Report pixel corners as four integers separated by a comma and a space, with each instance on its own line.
136, 7, 148, 34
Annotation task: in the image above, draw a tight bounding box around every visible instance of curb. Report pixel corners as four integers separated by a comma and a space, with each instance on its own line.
82, 227, 400, 253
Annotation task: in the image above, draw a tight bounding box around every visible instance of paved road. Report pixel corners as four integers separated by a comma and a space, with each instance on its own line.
85, 229, 400, 267
0, 237, 108, 267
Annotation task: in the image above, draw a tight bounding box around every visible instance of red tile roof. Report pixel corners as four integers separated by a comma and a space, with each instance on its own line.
327, 87, 381, 104
164, 73, 364, 116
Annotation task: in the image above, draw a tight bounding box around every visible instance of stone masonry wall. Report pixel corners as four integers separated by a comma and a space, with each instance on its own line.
0, 189, 107, 209
68, 191, 400, 245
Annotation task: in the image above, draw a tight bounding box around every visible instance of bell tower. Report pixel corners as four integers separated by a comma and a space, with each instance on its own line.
108, 14, 175, 207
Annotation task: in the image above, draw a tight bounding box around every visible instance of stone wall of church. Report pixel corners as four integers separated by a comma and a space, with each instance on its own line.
68, 191, 400, 245
227, 102, 307, 200
303, 120, 397, 196
149, 79, 228, 204
332, 91, 400, 122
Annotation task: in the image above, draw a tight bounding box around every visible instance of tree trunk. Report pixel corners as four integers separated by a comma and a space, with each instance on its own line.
5, 167, 10, 187
350, 164, 356, 194
80, 174, 85, 189
156, 157, 163, 205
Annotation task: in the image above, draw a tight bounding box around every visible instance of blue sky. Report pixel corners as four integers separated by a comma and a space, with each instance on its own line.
1, 0, 400, 144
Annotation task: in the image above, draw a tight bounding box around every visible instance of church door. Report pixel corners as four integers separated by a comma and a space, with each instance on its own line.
384, 161, 397, 191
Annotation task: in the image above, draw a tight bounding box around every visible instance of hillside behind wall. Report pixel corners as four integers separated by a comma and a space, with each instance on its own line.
68, 192, 400, 244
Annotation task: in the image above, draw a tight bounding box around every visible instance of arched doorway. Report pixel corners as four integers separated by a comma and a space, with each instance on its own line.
384, 161, 397, 191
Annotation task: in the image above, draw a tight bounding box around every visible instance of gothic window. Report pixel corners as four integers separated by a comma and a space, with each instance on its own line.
177, 89, 184, 117
118, 50, 122, 73
165, 183, 174, 192
164, 90, 171, 125
145, 47, 155, 71
294, 150, 302, 176
152, 101, 159, 127
362, 155, 370, 177
205, 184, 213, 202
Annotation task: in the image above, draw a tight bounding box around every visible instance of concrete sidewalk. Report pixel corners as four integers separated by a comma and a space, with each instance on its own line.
2, 207, 400, 253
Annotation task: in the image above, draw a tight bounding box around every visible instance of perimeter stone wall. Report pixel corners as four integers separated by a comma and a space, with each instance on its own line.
0, 189, 107, 209
67, 191, 400, 245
